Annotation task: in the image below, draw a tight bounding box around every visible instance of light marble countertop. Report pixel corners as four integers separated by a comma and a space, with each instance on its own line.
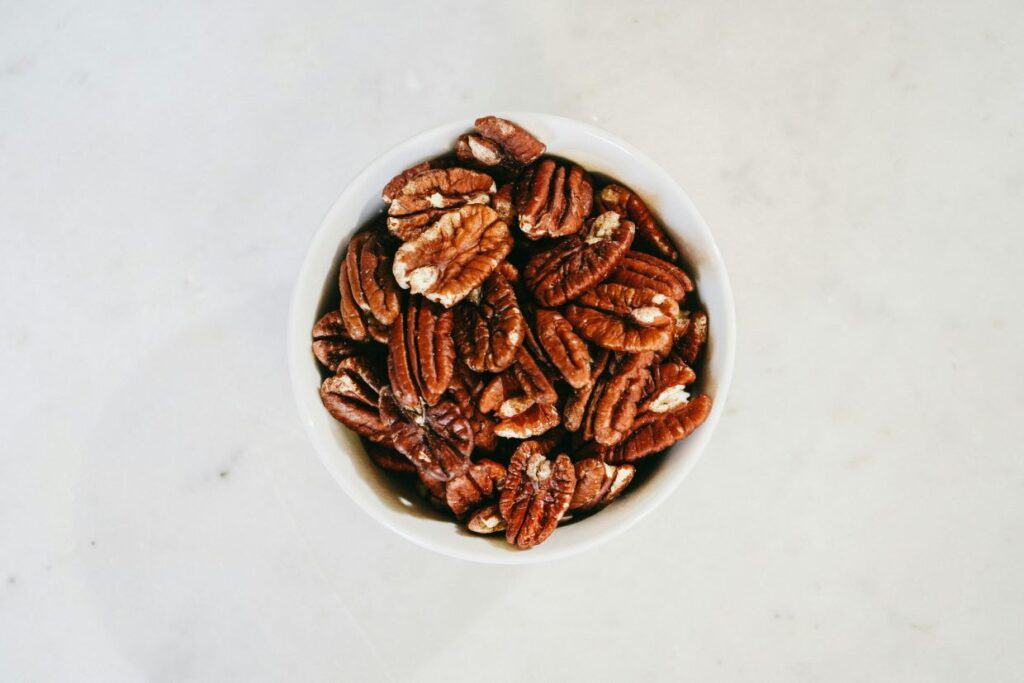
2, 1, 1022, 680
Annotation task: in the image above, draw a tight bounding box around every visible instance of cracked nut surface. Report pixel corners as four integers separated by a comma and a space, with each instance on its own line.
563, 283, 678, 353
569, 459, 635, 511
445, 459, 506, 518
524, 211, 635, 307
532, 308, 591, 389
599, 184, 679, 262
608, 394, 712, 463
393, 204, 512, 308
319, 356, 390, 443
454, 270, 524, 373
514, 159, 592, 239
311, 310, 361, 371
499, 442, 576, 549
378, 386, 471, 482
386, 167, 495, 241
387, 296, 454, 409
473, 116, 546, 166
607, 251, 693, 301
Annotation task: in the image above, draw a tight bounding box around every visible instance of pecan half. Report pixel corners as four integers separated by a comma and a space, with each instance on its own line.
387, 296, 454, 409
319, 356, 389, 443
532, 308, 591, 389
564, 350, 610, 432
499, 443, 576, 549
514, 159, 593, 239
362, 439, 415, 474
379, 386, 471, 482
455, 134, 504, 169
494, 402, 560, 440
343, 231, 401, 330
473, 116, 546, 166
311, 310, 360, 371
675, 309, 708, 365
493, 183, 514, 223
445, 459, 506, 518
563, 283, 677, 353
523, 211, 635, 307
581, 352, 654, 446
466, 503, 506, 534
607, 251, 693, 301
569, 459, 635, 511
607, 394, 712, 463
638, 358, 696, 415
393, 204, 512, 308
454, 270, 525, 373
382, 159, 449, 203
386, 167, 496, 241
447, 363, 498, 453
598, 184, 679, 262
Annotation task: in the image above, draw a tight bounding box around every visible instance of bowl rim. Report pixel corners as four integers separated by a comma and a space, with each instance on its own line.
287, 112, 736, 564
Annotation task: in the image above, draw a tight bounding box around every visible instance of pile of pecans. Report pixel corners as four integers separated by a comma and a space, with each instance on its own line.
312, 116, 711, 549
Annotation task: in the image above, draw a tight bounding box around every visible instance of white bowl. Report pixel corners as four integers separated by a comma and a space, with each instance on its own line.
288, 113, 736, 564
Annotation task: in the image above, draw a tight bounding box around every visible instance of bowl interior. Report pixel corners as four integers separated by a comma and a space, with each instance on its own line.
288, 113, 735, 563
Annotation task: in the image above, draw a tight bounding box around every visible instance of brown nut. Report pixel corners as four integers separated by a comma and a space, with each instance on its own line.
607, 394, 712, 463
494, 401, 560, 440
598, 184, 679, 262
455, 133, 505, 169
532, 308, 591, 389
447, 363, 498, 453
393, 204, 512, 308
523, 211, 635, 307
499, 443, 576, 549
639, 358, 696, 415
343, 231, 401, 330
563, 283, 677, 353
569, 459, 635, 511
564, 349, 610, 432
607, 251, 693, 301
387, 296, 455, 409
445, 459, 506, 518
473, 116, 546, 166
386, 167, 496, 241
319, 356, 390, 444
493, 183, 514, 223
454, 270, 525, 373
675, 309, 708, 365
381, 159, 453, 202
362, 439, 415, 474
514, 159, 593, 239
311, 310, 361, 372
379, 386, 472, 482
466, 503, 506, 534
582, 352, 654, 446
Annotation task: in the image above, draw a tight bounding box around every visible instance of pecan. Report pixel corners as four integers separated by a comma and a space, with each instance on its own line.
382, 158, 450, 203
362, 439, 415, 474
523, 211, 634, 307
342, 231, 401, 332
379, 386, 471, 482
445, 459, 506, 518
607, 251, 693, 301
387, 296, 455, 409
514, 159, 593, 239
393, 203, 512, 308
563, 283, 678, 353
569, 459, 635, 511
454, 270, 525, 373
638, 358, 696, 415
416, 472, 449, 510
311, 310, 360, 371
386, 167, 496, 241
581, 352, 654, 446
675, 309, 708, 365
473, 116, 546, 166
455, 134, 504, 169
564, 350, 610, 432
493, 183, 514, 223
447, 363, 498, 453
598, 184, 679, 262
499, 443, 576, 549
607, 394, 712, 463
466, 503, 506, 534
494, 402, 560, 440
319, 356, 389, 443
532, 308, 591, 389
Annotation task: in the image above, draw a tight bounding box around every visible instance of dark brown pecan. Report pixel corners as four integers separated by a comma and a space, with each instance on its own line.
319, 356, 389, 443
494, 402, 560, 440
638, 358, 696, 415
343, 231, 401, 329
466, 503, 506, 534
532, 308, 591, 389
523, 211, 635, 307
362, 439, 415, 473
598, 184, 679, 262
447, 363, 498, 453
564, 350, 610, 432
569, 459, 635, 511
393, 204, 512, 308
416, 472, 449, 510
507, 344, 558, 411
387, 297, 454, 409
499, 443, 576, 549
381, 159, 454, 203
581, 352, 654, 446
675, 309, 708, 365
386, 167, 496, 241
379, 386, 471, 482
514, 159, 593, 239
473, 116, 546, 166
495, 259, 519, 283
311, 310, 360, 372
607, 251, 693, 301
607, 394, 712, 463
563, 283, 678, 353
454, 270, 524, 373
445, 459, 506, 518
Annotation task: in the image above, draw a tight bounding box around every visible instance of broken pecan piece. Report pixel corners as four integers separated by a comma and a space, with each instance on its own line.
379, 386, 471, 482
523, 211, 635, 307
564, 350, 610, 432
494, 402, 560, 440
319, 356, 390, 443
607, 251, 693, 301
569, 459, 635, 511
675, 309, 708, 365
514, 159, 593, 239
638, 358, 696, 415
386, 167, 496, 241
499, 443, 576, 549
532, 308, 591, 389
473, 116, 546, 166
445, 459, 506, 518
311, 310, 360, 371
607, 394, 712, 463
387, 296, 454, 409
598, 184, 679, 262
466, 503, 506, 534
563, 283, 678, 353
454, 270, 525, 373
393, 203, 512, 308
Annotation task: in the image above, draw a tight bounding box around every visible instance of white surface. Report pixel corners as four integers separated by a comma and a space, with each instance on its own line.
289, 113, 735, 563
1, 1, 1022, 680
